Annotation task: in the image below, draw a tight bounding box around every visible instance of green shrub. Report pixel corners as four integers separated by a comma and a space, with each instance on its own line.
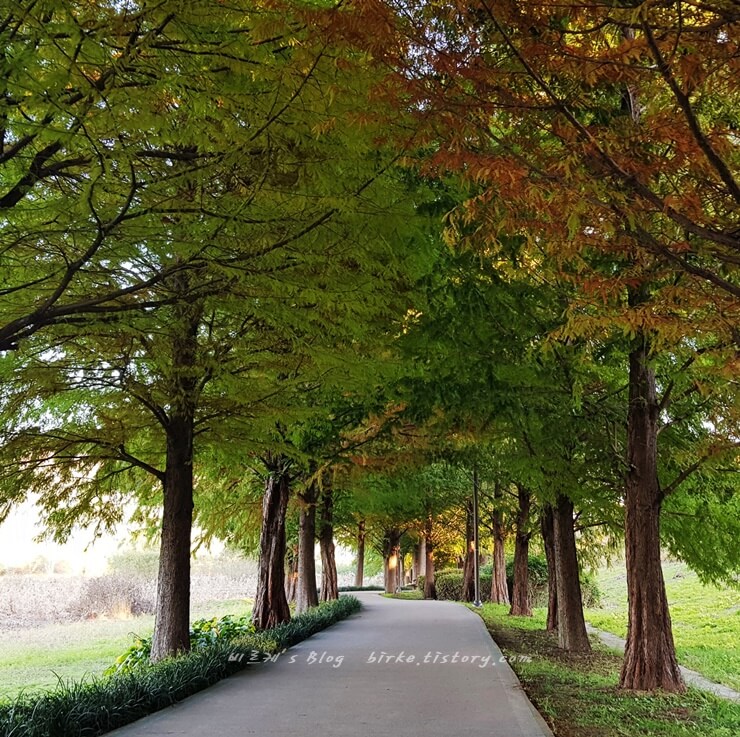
416, 574, 425, 592
336, 585, 384, 592
505, 555, 549, 585
108, 614, 258, 673
434, 558, 549, 606
434, 571, 493, 601
0, 597, 361, 737
579, 570, 602, 608
435, 570, 462, 600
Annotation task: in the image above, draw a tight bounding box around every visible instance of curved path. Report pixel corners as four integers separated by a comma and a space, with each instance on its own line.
109, 593, 552, 737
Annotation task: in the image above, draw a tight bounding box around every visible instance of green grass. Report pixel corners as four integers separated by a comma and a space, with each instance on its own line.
0, 599, 252, 699
585, 561, 740, 691
476, 603, 740, 737
0, 597, 361, 737
382, 590, 423, 600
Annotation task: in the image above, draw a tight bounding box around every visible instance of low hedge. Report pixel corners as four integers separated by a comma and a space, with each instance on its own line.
0, 596, 361, 737
431, 556, 600, 608
433, 557, 548, 605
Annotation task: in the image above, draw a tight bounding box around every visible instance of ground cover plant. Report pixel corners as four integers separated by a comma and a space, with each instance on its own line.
476, 603, 740, 737
0, 597, 361, 737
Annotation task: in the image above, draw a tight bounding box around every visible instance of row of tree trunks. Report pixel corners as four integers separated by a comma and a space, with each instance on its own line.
295, 480, 319, 613
354, 519, 366, 587
509, 484, 532, 616
490, 483, 509, 605
319, 480, 338, 602
252, 454, 292, 630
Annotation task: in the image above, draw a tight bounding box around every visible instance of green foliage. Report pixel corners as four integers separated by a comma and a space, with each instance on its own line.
108, 614, 257, 674
0, 597, 360, 737
435, 571, 492, 601
579, 571, 602, 608
504, 556, 548, 586
0, 643, 245, 737
434, 557, 552, 605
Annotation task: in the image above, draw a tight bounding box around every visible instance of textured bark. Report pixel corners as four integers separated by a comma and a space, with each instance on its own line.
285, 542, 298, 603
541, 504, 558, 632
491, 484, 509, 605
620, 332, 684, 691
318, 481, 338, 602
553, 495, 591, 651
461, 499, 476, 602
295, 481, 318, 613
151, 417, 194, 661
509, 485, 532, 617
383, 527, 401, 594
419, 537, 427, 577
412, 543, 421, 583
151, 289, 200, 662
252, 456, 292, 630
354, 519, 366, 588
423, 516, 436, 599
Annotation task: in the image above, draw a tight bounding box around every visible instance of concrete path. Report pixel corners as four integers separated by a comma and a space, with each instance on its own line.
109, 593, 552, 737
586, 624, 740, 702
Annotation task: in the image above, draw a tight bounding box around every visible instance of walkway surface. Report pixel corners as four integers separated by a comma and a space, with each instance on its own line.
109, 593, 552, 737
586, 624, 740, 703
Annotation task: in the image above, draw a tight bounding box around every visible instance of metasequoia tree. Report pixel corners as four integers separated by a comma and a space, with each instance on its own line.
378, 0, 739, 691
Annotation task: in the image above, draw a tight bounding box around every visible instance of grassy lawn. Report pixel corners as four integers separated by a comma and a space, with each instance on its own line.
0, 599, 252, 699
476, 603, 740, 737
585, 561, 740, 691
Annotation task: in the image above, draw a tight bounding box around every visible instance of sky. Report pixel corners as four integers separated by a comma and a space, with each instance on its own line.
0, 496, 132, 575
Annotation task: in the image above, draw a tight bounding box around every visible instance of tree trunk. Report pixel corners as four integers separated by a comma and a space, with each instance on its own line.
412, 542, 421, 583
423, 516, 436, 599
541, 503, 558, 631
151, 417, 194, 661
285, 542, 298, 603
151, 289, 200, 662
295, 481, 319, 613
553, 495, 590, 651
318, 480, 338, 602
354, 519, 365, 588
509, 484, 532, 617
461, 499, 475, 602
383, 528, 401, 594
619, 332, 684, 691
490, 484, 509, 605
252, 455, 292, 630
419, 536, 427, 577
